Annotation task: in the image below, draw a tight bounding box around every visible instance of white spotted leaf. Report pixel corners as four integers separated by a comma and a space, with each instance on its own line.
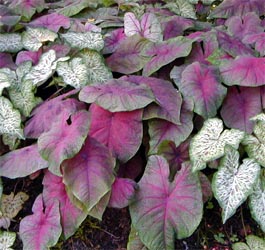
190, 118, 245, 172
233, 235, 265, 250
0, 231, 16, 250
0, 69, 17, 95
163, 0, 197, 19
0, 33, 23, 53
212, 147, 260, 223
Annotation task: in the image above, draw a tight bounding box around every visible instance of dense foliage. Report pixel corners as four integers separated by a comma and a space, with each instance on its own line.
0, 0, 265, 249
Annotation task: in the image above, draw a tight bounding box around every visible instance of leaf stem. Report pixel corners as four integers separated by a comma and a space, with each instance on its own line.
240, 206, 247, 237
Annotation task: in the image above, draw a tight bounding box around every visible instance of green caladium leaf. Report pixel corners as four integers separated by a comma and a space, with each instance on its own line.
212, 147, 260, 223
0, 231, 16, 250
232, 235, 265, 250
0, 33, 23, 53
163, 0, 197, 19
242, 113, 265, 167
190, 118, 245, 172
22, 27, 58, 51
2, 134, 20, 151
61, 31, 104, 51
0, 97, 23, 139
127, 225, 148, 250
188, 0, 215, 4
0, 68, 17, 95
249, 174, 265, 232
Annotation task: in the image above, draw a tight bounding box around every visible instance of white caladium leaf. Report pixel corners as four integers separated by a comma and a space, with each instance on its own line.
0, 231, 16, 250
61, 31, 104, 51
190, 118, 245, 172
0, 97, 23, 139
163, 0, 197, 19
212, 147, 260, 223
249, 174, 265, 232
0, 33, 23, 53
233, 235, 265, 250
57, 58, 88, 88
0, 68, 17, 95
22, 27, 58, 51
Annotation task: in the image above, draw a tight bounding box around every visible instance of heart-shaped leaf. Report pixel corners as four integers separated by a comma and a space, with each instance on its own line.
0, 231, 16, 250
19, 195, 62, 250
0, 33, 23, 53
163, 0, 197, 19
212, 147, 260, 223
103, 28, 126, 54
233, 235, 265, 250
56, 0, 94, 17
0, 53, 16, 69
16, 49, 42, 65
130, 157, 203, 250
190, 118, 245, 172
243, 33, 265, 56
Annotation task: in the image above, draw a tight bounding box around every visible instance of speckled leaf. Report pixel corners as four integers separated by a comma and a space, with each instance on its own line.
175, 62, 226, 119
0, 97, 23, 139
233, 235, 265, 250
88, 104, 143, 162
19, 195, 62, 250
79, 79, 154, 112
221, 87, 262, 133
212, 147, 260, 223
0, 231, 16, 250
142, 36, 193, 76
0, 33, 23, 53
61, 32, 104, 51
190, 118, 245, 172
38, 110, 90, 176
130, 157, 203, 250
62, 137, 115, 214
22, 27, 58, 51
0, 68, 16, 95
0, 144, 48, 178
163, 0, 197, 19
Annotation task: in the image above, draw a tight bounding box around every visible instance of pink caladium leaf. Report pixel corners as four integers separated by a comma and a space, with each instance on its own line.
142, 36, 193, 76
79, 79, 155, 112
124, 12, 163, 42
42, 171, 87, 239
209, 0, 265, 19
0, 53, 16, 69
221, 87, 262, 133
16, 49, 42, 65
24, 91, 85, 138
19, 195, 62, 250
199, 172, 213, 203
220, 56, 265, 87
123, 75, 182, 125
89, 104, 143, 163
29, 13, 71, 32
243, 33, 265, 56
0, 144, 48, 178
62, 137, 115, 217
38, 110, 90, 176
44, 44, 71, 58
175, 62, 227, 119
106, 34, 151, 74
9, 0, 46, 20
0, 5, 20, 26
130, 157, 203, 250
103, 28, 126, 54
225, 12, 263, 40
108, 177, 137, 208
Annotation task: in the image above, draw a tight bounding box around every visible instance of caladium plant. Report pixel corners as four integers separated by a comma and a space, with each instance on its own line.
0, 0, 265, 249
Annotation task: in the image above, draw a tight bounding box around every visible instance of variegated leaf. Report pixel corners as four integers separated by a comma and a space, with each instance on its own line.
0, 97, 23, 139
2, 134, 20, 151
0, 231, 16, 250
163, 0, 197, 19
190, 118, 245, 172
0, 33, 23, 53
61, 32, 104, 51
0, 69, 17, 95
57, 58, 88, 88
233, 235, 265, 250
22, 27, 58, 51
212, 147, 260, 223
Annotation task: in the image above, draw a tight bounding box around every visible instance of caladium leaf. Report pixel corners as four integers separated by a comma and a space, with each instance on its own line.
124, 75, 183, 125
103, 28, 126, 54
61, 32, 104, 51
190, 118, 245, 172
233, 235, 265, 250
9, 0, 45, 20
0, 231, 16, 250
108, 177, 137, 208
62, 137, 115, 215
42, 171, 87, 239
212, 147, 260, 223
0, 53, 16, 70
142, 36, 193, 76
124, 12, 163, 42
28, 13, 70, 32
209, 0, 265, 19
163, 0, 197, 19
0, 97, 23, 139
106, 35, 151, 74
127, 225, 148, 250
79, 79, 155, 112
0, 144, 48, 178
0, 33, 23, 53
199, 172, 213, 203
22, 27, 58, 51
0, 5, 20, 27
0, 68, 16, 95
16, 49, 42, 65
175, 62, 226, 119
221, 87, 262, 133
38, 110, 90, 176
19, 195, 62, 250
88, 104, 143, 163
56, 0, 94, 17
243, 33, 265, 57
220, 56, 265, 87
130, 157, 203, 250
24, 91, 85, 138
